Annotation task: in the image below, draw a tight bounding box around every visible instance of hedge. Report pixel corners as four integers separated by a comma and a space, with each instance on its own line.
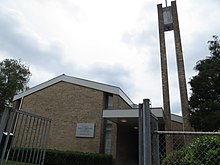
8, 148, 112, 165
44, 149, 112, 165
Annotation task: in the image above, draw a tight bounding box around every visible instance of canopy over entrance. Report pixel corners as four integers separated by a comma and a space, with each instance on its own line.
103, 107, 165, 126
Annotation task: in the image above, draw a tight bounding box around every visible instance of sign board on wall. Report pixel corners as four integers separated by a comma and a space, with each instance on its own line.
75, 123, 95, 138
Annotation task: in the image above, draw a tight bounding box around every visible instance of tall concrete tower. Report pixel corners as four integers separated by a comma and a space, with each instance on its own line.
157, 1, 191, 131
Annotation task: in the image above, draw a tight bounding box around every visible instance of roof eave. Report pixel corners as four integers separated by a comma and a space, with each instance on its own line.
13, 74, 134, 106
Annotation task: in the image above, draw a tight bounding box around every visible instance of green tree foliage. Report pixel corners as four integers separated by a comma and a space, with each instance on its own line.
0, 59, 31, 112
189, 35, 220, 131
162, 135, 220, 165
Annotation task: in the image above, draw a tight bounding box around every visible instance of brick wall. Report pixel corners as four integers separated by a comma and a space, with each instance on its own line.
20, 81, 104, 153
19, 81, 132, 157
171, 120, 183, 131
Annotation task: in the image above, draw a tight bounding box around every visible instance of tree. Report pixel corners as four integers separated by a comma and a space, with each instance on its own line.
0, 59, 31, 112
189, 35, 220, 131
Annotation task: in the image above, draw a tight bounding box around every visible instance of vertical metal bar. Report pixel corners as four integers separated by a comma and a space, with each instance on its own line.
0, 108, 16, 165
38, 120, 47, 165
23, 116, 34, 163
18, 97, 23, 110
16, 113, 28, 162
35, 119, 46, 164
138, 104, 143, 165
12, 111, 24, 160
25, 117, 36, 164
8, 97, 24, 161
41, 120, 51, 165
143, 99, 151, 165
0, 107, 10, 165
0, 108, 51, 165
5, 114, 19, 163
32, 118, 43, 164
28, 117, 40, 163
12, 97, 23, 135
1, 108, 13, 165
11, 113, 24, 161
0, 107, 10, 144
20, 116, 32, 162
39, 120, 51, 165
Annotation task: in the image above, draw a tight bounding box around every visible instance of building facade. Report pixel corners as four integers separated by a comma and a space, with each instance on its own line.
13, 74, 183, 165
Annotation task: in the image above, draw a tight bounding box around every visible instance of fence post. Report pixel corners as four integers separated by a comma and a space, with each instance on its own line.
0, 107, 17, 165
138, 104, 143, 165
0, 107, 10, 144
143, 99, 151, 165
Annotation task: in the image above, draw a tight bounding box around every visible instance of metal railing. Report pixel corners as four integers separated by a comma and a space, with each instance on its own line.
0, 107, 51, 165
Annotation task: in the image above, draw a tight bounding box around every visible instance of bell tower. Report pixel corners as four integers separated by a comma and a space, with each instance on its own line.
157, 1, 191, 131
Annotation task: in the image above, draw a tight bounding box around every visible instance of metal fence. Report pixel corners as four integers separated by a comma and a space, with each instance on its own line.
138, 99, 220, 165
152, 131, 220, 165
0, 107, 51, 165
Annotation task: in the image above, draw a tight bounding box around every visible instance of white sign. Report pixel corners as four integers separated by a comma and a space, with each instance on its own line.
75, 123, 95, 138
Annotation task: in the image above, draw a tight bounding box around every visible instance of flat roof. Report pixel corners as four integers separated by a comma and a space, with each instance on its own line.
103, 108, 183, 123
103, 108, 164, 119
171, 114, 183, 123
13, 74, 134, 106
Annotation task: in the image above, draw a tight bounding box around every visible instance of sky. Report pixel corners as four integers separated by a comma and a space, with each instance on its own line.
0, 0, 220, 115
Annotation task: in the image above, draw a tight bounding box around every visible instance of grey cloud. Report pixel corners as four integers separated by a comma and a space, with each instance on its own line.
0, 7, 134, 98
122, 28, 158, 49
121, 0, 158, 49
121, 28, 160, 67
34, 0, 81, 21
87, 64, 134, 97
0, 8, 72, 74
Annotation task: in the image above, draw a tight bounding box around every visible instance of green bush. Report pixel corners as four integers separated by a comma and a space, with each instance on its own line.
162, 135, 220, 165
8, 148, 112, 165
44, 149, 112, 165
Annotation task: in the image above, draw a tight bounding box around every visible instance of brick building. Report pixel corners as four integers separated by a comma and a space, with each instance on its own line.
13, 74, 183, 165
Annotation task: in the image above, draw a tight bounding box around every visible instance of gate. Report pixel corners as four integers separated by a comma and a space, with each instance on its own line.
0, 107, 51, 165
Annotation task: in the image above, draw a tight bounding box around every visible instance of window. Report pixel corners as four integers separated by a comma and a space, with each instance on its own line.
105, 93, 113, 109
104, 93, 113, 154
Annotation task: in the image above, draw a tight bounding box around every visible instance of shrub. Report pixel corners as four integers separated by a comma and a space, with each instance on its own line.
162, 135, 220, 165
8, 148, 112, 165
44, 149, 112, 165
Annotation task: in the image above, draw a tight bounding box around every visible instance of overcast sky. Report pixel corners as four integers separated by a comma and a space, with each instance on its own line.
0, 0, 220, 115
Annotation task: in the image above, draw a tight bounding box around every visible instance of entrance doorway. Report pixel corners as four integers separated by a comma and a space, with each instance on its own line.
116, 123, 138, 165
